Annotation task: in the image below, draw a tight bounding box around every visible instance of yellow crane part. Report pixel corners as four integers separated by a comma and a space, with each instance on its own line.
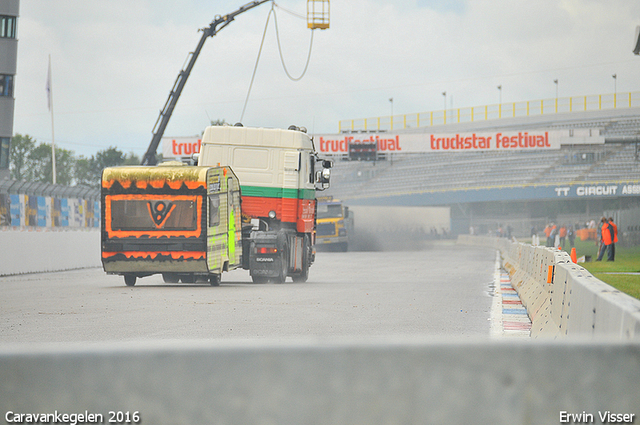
307, 0, 329, 30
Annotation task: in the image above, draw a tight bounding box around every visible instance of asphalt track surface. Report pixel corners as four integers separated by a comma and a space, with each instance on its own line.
0, 244, 496, 343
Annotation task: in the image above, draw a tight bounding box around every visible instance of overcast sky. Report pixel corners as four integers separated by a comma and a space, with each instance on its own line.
12, 0, 640, 158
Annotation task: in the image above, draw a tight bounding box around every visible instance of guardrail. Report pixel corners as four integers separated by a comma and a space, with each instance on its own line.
458, 235, 640, 339
339, 91, 640, 132
1, 339, 639, 425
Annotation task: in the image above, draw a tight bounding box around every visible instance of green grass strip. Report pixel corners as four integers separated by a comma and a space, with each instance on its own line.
565, 239, 640, 300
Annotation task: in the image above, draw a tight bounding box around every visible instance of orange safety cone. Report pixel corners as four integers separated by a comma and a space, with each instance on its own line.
570, 247, 577, 263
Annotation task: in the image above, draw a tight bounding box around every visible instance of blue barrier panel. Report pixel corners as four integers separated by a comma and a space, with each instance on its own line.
9, 194, 20, 226
60, 198, 69, 227
52, 198, 61, 227
37, 196, 47, 227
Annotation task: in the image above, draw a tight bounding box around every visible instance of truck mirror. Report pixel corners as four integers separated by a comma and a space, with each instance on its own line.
322, 160, 333, 169
316, 169, 331, 183
322, 168, 331, 181
321, 168, 331, 190
315, 168, 331, 190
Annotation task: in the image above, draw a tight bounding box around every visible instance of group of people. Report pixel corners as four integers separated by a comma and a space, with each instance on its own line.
541, 223, 576, 249
596, 217, 618, 262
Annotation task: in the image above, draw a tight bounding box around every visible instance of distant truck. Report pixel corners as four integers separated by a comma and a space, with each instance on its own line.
316, 197, 353, 252
101, 125, 332, 286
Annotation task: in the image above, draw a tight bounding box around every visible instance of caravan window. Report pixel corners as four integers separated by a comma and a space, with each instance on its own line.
208, 195, 220, 227
110, 199, 196, 231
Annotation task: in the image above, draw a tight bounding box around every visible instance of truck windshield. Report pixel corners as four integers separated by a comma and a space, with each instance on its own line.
317, 203, 343, 219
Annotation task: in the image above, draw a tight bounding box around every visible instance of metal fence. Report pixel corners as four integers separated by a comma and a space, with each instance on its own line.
339, 91, 640, 132
0, 179, 100, 228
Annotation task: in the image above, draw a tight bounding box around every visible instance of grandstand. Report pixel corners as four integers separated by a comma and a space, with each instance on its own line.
320, 103, 640, 238
325, 113, 640, 199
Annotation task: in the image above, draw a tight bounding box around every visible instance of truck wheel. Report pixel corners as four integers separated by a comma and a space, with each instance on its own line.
275, 244, 288, 283
292, 236, 310, 283
124, 275, 137, 287
209, 274, 221, 286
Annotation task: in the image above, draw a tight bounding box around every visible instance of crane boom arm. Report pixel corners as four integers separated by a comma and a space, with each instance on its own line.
141, 0, 272, 166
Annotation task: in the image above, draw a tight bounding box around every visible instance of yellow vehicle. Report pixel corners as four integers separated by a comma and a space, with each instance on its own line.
316, 197, 352, 252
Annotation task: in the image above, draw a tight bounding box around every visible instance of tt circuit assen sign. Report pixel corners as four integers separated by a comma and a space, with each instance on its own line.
314, 130, 574, 155
554, 184, 640, 198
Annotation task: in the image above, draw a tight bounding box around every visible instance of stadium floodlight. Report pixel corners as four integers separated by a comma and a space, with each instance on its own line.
634, 26, 640, 55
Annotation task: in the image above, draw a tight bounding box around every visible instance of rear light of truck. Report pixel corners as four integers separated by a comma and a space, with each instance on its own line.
256, 247, 278, 254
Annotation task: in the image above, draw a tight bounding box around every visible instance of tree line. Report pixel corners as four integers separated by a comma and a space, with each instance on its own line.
9, 134, 144, 188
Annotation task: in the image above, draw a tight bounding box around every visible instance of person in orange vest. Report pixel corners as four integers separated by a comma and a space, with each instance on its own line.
550, 223, 558, 247
544, 224, 552, 247
608, 217, 618, 261
596, 217, 613, 261
559, 225, 567, 247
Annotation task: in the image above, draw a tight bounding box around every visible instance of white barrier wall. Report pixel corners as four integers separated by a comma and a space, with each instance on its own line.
1, 340, 639, 425
0, 229, 101, 276
458, 235, 640, 339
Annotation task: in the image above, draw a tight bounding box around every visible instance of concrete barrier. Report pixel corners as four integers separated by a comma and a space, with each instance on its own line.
0, 228, 100, 276
0, 340, 639, 425
458, 235, 640, 339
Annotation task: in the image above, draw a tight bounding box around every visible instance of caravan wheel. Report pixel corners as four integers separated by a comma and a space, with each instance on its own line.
209, 274, 221, 286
